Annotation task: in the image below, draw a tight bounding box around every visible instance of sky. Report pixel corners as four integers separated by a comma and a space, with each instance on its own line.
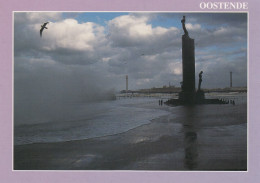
14, 12, 247, 104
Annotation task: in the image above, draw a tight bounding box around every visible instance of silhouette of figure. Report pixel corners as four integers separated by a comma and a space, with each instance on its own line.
40, 22, 49, 37
181, 16, 189, 37
198, 71, 203, 91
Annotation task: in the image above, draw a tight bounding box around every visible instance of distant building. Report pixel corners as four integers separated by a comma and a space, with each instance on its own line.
126, 75, 128, 94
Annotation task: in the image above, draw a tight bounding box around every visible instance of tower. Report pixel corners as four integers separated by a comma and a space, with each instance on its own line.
230, 72, 232, 88
126, 75, 128, 94
179, 16, 196, 104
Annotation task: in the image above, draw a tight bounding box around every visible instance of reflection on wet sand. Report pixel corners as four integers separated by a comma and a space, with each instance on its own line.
182, 106, 199, 170
184, 131, 198, 170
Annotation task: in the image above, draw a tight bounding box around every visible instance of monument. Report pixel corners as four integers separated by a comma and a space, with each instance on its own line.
165, 16, 227, 106
195, 71, 205, 104
178, 16, 196, 104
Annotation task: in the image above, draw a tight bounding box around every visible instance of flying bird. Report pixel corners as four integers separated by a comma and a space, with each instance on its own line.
40, 22, 49, 37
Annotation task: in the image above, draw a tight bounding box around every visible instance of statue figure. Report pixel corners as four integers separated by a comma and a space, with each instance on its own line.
198, 71, 203, 91
181, 16, 189, 37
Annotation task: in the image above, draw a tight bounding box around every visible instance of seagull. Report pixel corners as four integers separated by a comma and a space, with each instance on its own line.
40, 22, 49, 37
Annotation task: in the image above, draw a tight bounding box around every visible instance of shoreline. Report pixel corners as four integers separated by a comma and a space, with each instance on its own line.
14, 103, 247, 170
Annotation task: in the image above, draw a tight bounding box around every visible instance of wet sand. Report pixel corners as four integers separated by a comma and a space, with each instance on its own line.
14, 103, 247, 170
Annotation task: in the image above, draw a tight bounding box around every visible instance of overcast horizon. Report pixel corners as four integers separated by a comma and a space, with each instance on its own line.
14, 12, 247, 103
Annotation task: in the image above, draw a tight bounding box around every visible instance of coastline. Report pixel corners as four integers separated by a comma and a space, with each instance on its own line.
14, 102, 247, 170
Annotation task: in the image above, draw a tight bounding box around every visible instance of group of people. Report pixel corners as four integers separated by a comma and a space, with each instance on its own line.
220, 98, 236, 105
230, 100, 236, 105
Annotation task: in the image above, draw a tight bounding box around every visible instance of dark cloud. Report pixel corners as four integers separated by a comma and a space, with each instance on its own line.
156, 12, 247, 27
188, 13, 247, 27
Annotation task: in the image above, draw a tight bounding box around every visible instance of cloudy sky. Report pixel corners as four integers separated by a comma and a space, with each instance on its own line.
14, 12, 247, 103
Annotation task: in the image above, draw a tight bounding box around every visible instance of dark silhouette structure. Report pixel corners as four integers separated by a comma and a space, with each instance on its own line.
230, 71, 232, 88
179, 16, 196, 104
198, 71, 203, 91
181, 16, 189, 37
165, 16, 227, 106
40, 22, 49, 37
195, 71, 205, 104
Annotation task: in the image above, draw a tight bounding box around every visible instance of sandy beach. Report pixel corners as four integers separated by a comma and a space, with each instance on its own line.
14, 101, 247, 170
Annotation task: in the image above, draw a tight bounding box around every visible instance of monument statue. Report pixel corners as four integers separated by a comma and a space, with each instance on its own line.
181, 16, 189, 37
165, 16, 228, 105
179, 15, 195, 104
198, 71, 203, 91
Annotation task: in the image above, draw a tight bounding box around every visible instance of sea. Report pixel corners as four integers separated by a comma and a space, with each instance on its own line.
14, 92, 247, 146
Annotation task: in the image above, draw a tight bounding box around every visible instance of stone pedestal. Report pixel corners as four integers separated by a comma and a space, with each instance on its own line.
179, 91, 195, 104
179, 35, 195, 104
195, 90, 205, 104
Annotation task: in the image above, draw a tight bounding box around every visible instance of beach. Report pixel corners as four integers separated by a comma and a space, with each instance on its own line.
14, 93, 247, 170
